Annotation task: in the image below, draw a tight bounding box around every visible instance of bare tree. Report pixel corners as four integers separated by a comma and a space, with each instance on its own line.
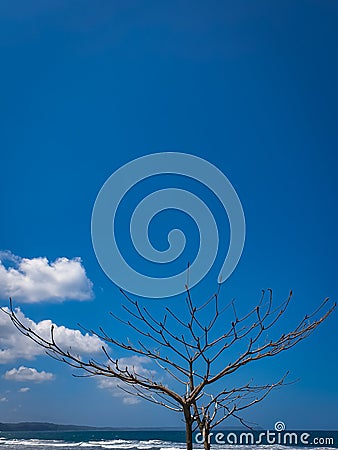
3, 288, 336, 450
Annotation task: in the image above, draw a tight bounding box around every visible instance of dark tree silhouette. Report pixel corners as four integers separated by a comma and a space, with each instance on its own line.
4, 288, 336, 450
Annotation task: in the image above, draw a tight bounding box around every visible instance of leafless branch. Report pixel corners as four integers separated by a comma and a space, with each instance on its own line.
2, 287, 336, 450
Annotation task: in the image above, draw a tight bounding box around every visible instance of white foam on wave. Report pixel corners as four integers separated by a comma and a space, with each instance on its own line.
79, 441, 135, 449
0, 437, 335, 450
88, 440, 135, 445
0, 439, 85, 446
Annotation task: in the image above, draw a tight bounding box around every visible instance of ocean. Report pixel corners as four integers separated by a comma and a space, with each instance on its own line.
0, 430, 336, 450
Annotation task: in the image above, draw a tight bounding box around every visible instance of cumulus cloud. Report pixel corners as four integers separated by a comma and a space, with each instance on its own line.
19, 387, 30, 393
4, 366, 54, 382
98, 356, 157, 405
0, 307, 103, 364
0, 251, 94, 303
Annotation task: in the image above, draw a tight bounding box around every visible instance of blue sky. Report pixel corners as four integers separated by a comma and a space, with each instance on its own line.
0, 0, 337, 430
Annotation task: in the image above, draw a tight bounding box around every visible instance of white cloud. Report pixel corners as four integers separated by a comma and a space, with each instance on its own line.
4, 366, 54, 382
98, 356, 157, 405
0, 307, 103, 364
19, 387, 30, 393
0, 251, 94, 303
0, 397, 7, 402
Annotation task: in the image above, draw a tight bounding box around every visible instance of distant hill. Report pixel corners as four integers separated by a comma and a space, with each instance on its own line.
0, 422, 110, 431
0, 422, 246, 432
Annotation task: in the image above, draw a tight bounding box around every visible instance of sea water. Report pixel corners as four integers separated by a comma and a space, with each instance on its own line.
0, 430, 336, 449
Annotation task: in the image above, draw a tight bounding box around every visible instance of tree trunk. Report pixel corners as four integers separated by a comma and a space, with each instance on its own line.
203, 430, 210, 450
199, 423, 211, 450
184, 407, 193, 450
